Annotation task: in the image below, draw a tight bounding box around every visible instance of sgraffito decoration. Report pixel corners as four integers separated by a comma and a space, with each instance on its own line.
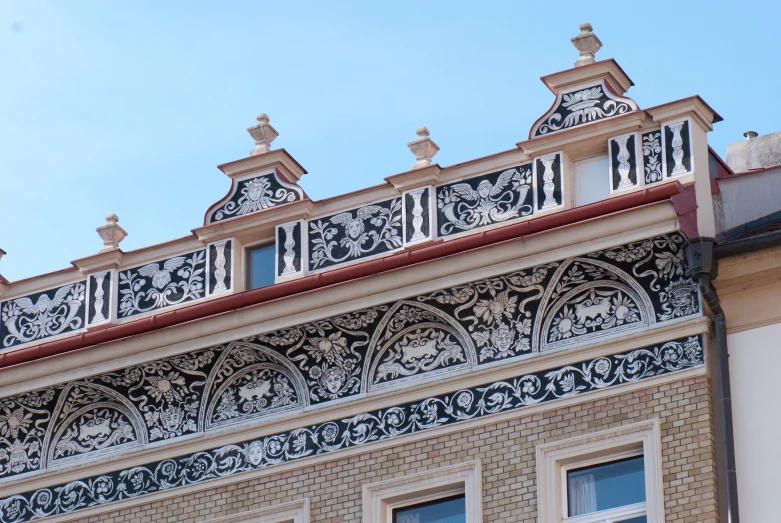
436, 165, 533, 237
87, 271, 112, 326
663, 120, 692, 178
0, 233, 699, 484
531, 81, 637, 138
0, 282, 87, 350
117, 249, 207, 318
641, 130, 663, 184
206, 173, 302, 224
403, 187, 432, 245
207, 239, 233, 295
609, 133, 639, 191
0, 335, 704, 523
308, 197, 403, 271
276, 221, 304, 279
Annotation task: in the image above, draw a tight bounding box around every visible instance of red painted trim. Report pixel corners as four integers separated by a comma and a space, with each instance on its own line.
0, 182, 682, 372
671, 182, 698, 238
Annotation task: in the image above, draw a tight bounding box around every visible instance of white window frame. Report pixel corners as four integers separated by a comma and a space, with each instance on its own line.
536, 419, 664, 523
362, 460, 482, 523
203, 498, 309, 523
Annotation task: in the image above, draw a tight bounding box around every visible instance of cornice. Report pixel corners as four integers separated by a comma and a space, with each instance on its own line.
217, 148, 307, 184
193, 199, 315, 244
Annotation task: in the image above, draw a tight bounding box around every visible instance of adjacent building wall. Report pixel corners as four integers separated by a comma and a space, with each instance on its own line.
728, 322, 781, 523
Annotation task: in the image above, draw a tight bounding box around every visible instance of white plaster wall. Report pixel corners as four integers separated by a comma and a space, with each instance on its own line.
728, 322, 781, 522
719, 166, 781, 231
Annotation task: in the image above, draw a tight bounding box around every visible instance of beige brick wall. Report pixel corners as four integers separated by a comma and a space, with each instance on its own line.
69, 375, 717, 523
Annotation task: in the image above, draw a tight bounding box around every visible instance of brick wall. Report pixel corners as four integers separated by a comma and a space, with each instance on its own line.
70, 375, 717, 522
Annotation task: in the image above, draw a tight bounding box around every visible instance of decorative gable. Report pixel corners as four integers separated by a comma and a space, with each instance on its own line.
530, 80, 637, 138
205, 170, 303, 224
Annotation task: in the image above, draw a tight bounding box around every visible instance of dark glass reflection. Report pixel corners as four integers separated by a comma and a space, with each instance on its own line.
567, 456, 645, 516
392, 495, 466, 523
248, 244, 275, 289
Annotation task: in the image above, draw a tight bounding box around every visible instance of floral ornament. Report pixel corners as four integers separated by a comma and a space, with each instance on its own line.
536, 85, 633, 135
642, 132, 663, 183
474, 290, 517, 325
306, 333, 349, 366
549, 306, 585, 341
144, 373, 187, 403
0, 408, 33, 439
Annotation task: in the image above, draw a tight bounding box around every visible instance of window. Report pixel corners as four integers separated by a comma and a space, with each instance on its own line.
536, 420, 663, 523
362, 460, 482, 523
566, 456, 646, 522
201, 498, 308, 523
574, 154, 610, 206
392, 494, 466, 523
247, 243, 276, 289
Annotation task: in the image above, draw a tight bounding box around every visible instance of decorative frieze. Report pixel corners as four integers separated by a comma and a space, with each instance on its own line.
663, 119, 693, 177
435, 165, 533, 237
534, 153, 564, 210
0, 334, 704, 523
308, 198, 403, 271
0, 233, 699, 483
608, 133, 640, 192
87, 271, 113, 326
0, 281, 87, 350
117, 249, 206, 318
206, 172, 303, 224
276, 220, 305, 279
531, 81, 636, 137
207, 239, 233, 295
641, 130, 664, 184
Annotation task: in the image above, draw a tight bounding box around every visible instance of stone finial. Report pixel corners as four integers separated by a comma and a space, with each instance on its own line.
96, 213, 128, 252
247, 113, 279, 156
0, 248, 5, 263
407, 127, 440, 170
571, 22, 602, 67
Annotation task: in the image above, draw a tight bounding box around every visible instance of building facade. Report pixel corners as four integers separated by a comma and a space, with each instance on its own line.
1, 23, 777, 523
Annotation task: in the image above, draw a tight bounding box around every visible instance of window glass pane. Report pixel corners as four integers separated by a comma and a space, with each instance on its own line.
248, 244, 276, 289
618, 517, 647, 523
392, 494, 465, 523
567, 456, 645, 516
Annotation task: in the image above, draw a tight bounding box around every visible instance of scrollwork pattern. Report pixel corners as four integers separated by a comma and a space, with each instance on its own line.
535, 85, 634, 136
209, 175, 301, 223
309, 199, 402, 270
0, 336, 704, 523
118, 251, 206, 318
1, 283, 86, 349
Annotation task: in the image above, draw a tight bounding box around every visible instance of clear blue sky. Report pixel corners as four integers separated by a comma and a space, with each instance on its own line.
0, 1, 778, 282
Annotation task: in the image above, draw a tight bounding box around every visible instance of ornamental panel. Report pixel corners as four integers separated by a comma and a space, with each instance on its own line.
206, 172, 302, 224
531, 81, 637, 138
117, 249, 206, 318
641, 130, 664, 185
87, 271, 112, 326
0, 281, 87, 350
534, 153, 563, 210
207, 239, 233, 295
609, 133, 640, 191
663, 120, 693, 178
307, 197, 403, 271
435, 165, 533, 237
276, 220, 304, 279
0, 335, 704, 523
403, 186, 433, 245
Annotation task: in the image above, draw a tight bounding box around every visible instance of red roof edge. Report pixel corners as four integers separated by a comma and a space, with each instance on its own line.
0, 182, 683, 372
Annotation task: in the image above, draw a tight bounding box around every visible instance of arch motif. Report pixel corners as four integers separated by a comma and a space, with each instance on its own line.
43, 382, 146, 468
362, 301, 477, 392
200, 342, 308, 431
533, 257, 655, 352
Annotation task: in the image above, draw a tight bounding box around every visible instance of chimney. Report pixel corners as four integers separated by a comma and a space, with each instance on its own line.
726, 130, 781, 173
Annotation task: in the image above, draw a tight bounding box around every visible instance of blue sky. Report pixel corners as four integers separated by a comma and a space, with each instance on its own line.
0, 1, 778, 281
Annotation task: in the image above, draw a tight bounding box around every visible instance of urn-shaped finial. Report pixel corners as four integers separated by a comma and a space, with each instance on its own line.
407, 126, 440, 170
571, 22, 602, 67
96, 213, 128, 252
247, 113, 279, 156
